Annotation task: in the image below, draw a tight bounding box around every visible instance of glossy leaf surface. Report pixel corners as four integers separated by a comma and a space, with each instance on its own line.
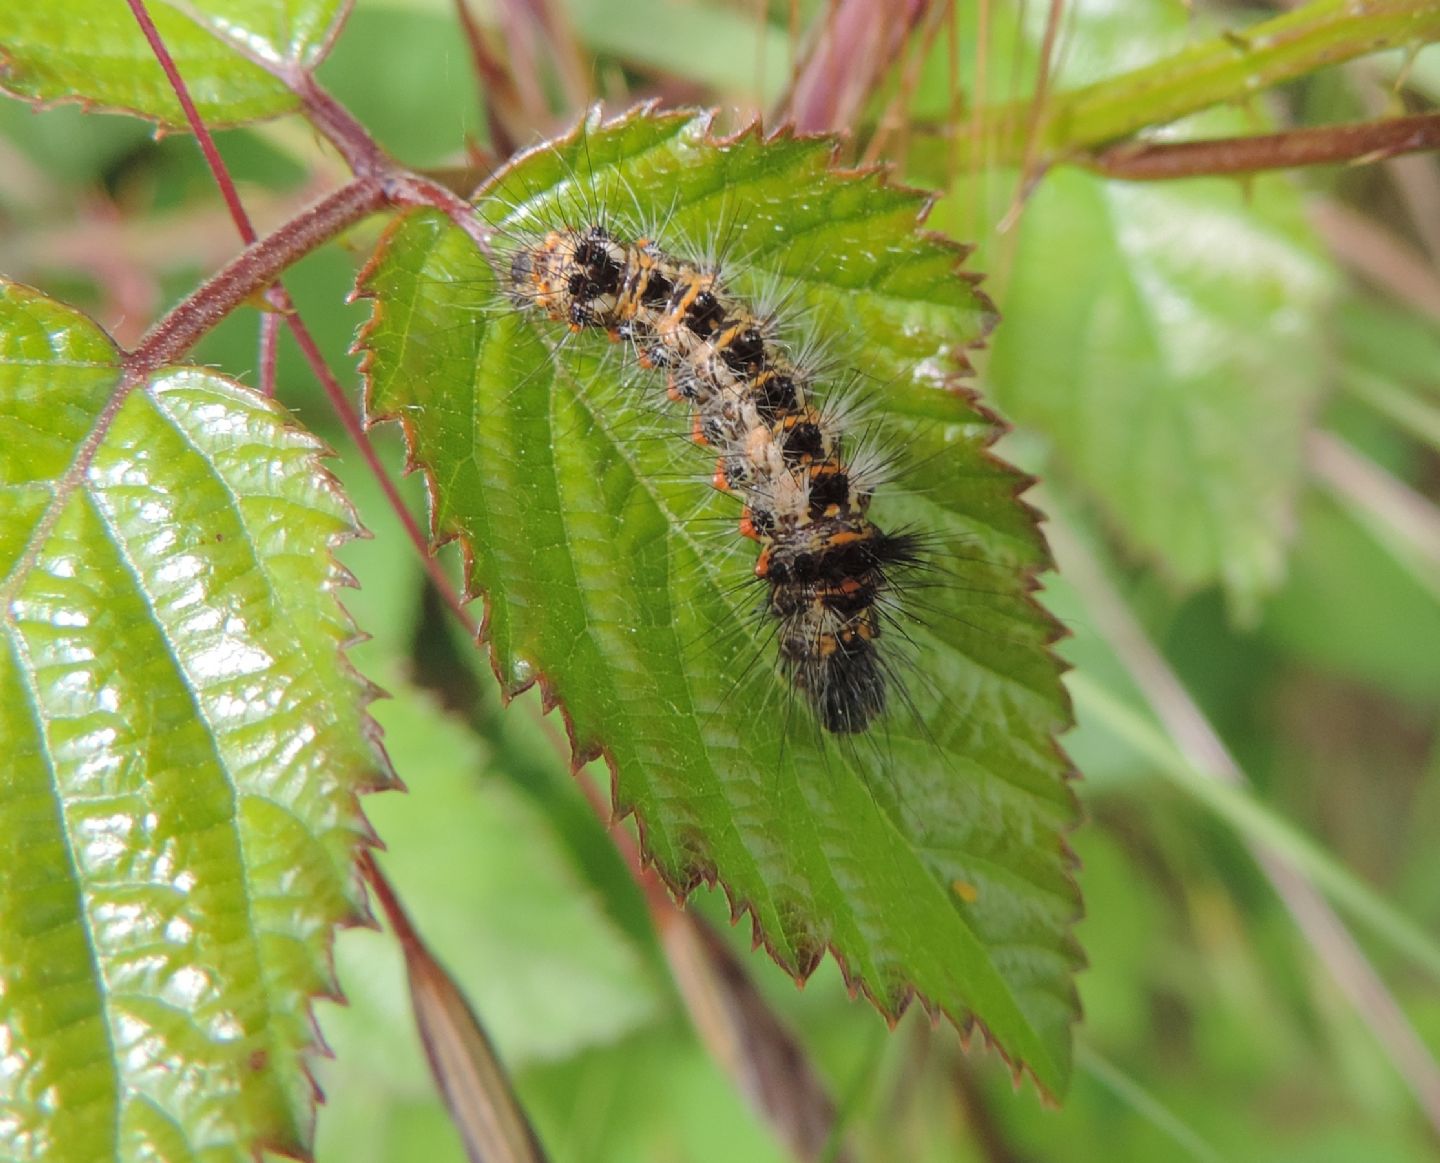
0, 281, 385, 1161
360, 110, 1082, 1093
0, 0, 347, 127
987, 164, 1336, 617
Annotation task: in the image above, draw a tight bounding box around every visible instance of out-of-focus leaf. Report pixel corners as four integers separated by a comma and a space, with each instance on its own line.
567, 0, 788, 103
522, 1023, 794, 1163
0, 279, 387, 1161
316, 6, 480, 167
1339, 296, 1440, 399
986, 163, 1337, 618
1068, 674, 1440, 983
0, 0, 349, 128
1263, 492, 1440, 706
350, 683, 662, 1064
359, 108, 1082, 1094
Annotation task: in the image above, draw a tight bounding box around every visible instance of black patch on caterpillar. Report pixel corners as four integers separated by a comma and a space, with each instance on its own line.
720, 327, 768, 373
780, 628, 888, 735
680, 289, 727, 338
805, 467, 850, 516
778, 419, 826, 464
506, 222, 926, 734
752, 372, 799, 420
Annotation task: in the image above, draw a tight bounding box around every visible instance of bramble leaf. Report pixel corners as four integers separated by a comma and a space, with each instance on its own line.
0, 280, 387, 1161
0, 0, 348, 127
986, 163, 1337, 618
359, 109, 1082, 1093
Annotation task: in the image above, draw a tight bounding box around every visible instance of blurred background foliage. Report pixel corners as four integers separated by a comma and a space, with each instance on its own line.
1, 0, 1438, 1159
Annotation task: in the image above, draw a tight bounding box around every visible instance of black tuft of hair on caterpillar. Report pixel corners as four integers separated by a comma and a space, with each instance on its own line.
508, 222, 923, 734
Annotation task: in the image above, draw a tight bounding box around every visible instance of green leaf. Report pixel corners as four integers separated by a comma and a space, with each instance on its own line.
0, 280, 387, 1161
986, 162, 1337, 619
1263, 492, 1440, 706
359, 109, 1082, 1093
0, 0, 348, 128
945, 0, 1440, 166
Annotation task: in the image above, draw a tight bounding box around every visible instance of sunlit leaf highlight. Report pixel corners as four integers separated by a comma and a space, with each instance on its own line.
0, 280, 387, 1161
0, 0, 348, 127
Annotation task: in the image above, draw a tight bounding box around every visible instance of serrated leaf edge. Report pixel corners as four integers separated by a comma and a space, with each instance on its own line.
0, 277, 398, 1159
353, 106, 1085, 1097
0, 0, 354, 133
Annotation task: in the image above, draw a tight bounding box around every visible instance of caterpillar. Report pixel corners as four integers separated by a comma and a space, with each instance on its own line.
505, 222, 924, 733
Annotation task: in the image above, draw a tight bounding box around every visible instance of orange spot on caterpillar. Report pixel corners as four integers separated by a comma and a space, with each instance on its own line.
952, 880, 979, 903
505, 220, 925, 734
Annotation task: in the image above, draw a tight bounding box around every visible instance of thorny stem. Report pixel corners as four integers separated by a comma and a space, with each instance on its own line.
124, 0, 478, 633
962, 0, 1440, 168
122, 0, 256, 244
127, 176, 389, 372
287, 69, 392, 177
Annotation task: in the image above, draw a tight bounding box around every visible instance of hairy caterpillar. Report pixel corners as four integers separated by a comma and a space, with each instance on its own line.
505, 222, 924, 733
356, 109, 1082, 1091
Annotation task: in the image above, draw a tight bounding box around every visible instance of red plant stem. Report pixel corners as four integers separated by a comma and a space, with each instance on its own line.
358, 850, 417, 944
123, 0, 257, 244
124, 2, 470, 622
258, 310, 280, 397
288, 69, 393, 176
1087, 112, 1440, 180
285, 306, 476, 634
115, 175, 473, 629
127, 177, 387, 373
126, 0, 291, 397
386, 172, 495, 256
